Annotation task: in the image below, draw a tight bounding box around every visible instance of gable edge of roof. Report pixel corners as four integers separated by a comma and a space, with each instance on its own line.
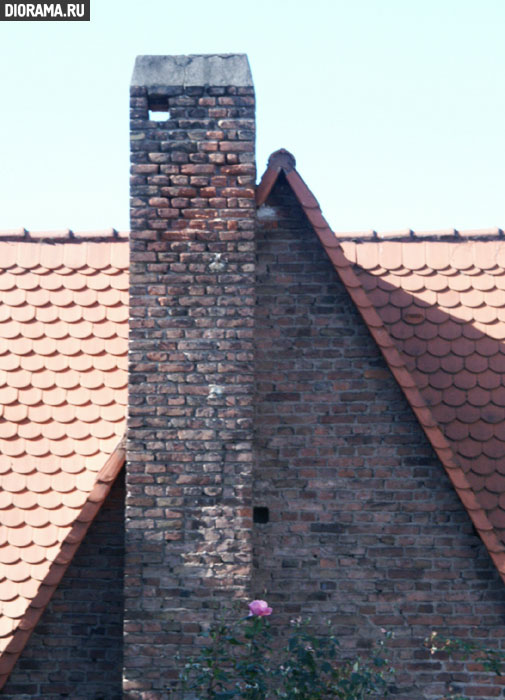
257, 150, 505, 586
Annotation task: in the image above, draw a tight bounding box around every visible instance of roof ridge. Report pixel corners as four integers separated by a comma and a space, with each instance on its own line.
0, 229, 129, 241
333, 227, 505, 241
256, 151, 504, 242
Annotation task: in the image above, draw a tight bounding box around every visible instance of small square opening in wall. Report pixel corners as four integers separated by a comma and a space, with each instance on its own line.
148, 96, 170, 122
253, 507, 269, 524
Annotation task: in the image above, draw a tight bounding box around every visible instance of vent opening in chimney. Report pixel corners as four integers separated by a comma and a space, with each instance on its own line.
148, 96, 170, 122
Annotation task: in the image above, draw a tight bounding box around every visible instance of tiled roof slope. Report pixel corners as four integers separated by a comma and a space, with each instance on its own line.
340, 238, 505, 537
257, 150, 505, 584
0, 233, 128, 688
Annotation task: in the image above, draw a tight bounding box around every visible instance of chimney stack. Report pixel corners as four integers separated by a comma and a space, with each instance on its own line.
125, 54, 256, 697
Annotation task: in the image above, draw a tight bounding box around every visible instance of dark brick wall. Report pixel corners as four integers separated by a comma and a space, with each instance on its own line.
2, 471, 124, 700
252, 175, 505, 699
126, 72, 256, 697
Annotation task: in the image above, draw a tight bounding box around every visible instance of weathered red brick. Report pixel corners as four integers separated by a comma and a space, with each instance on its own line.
127, 57, 256, 700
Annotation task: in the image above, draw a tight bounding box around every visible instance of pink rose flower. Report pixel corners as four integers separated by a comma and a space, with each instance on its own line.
248, 599, 272, 617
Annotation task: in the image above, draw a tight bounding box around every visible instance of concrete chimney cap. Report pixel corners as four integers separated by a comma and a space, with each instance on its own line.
131, 54, 253, 87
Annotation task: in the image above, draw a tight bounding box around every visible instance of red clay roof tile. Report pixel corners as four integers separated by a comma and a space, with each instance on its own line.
61, 490, 87, 508
424, 275, 449, 292
82, 304, 107, 322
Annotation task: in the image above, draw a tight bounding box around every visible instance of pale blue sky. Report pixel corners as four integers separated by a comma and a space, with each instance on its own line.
0, 0, 504, 233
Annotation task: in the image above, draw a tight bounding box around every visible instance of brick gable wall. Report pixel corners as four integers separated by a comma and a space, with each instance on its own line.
253, 174, 505, 700
1, 472, 124, 700
126, 56, 256, 697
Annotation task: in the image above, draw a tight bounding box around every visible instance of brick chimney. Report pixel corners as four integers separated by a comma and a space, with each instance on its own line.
125, 55, 256, 698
